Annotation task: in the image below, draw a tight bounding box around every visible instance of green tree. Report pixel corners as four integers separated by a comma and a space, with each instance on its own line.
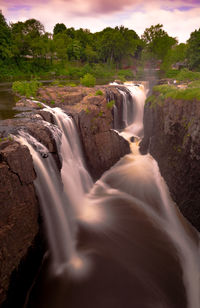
67, 39, 82, 60
84, 44, 98, 62
161, 43, 187, 72
53, 32, 69, 61
187, 29, 200, 70
0, 10, 12, 59
142, 24, 177, 62
53, 23, 66, 36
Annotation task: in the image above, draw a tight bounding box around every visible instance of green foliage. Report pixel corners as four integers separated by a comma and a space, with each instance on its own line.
161, 43, 187, 73
85, 108, 90, 114
36, 102, 43, 108
107, 100, 115, 109
53, 23, 66, 36
153, 84, 200, 101
95, 90, 103, 96
188, 80, 200, 88
187, 28, 200, 70
165, 70, 179, 78
98, 111, 103, 117
12, 79, 41, 97
117, 69, 134, 80
80, 73, 96, 87
175, 69, 200, 81
50, 100, 55, 105
142, 24, 177, 62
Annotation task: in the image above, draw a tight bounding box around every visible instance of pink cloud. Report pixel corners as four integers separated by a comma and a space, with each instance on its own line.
1, 0, 200, 42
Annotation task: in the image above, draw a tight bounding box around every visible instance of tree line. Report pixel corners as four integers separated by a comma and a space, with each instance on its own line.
0, 10, 200, 78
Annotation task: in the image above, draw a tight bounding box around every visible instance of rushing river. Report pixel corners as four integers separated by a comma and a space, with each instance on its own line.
15, 83, 200, 308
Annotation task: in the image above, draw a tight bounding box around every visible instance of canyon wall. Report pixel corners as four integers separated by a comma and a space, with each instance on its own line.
140, 93, 200, 231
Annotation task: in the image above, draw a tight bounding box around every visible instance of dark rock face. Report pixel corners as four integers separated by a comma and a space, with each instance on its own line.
140, 96, 200, 231
77, 110, 130, 179
60, 86, 130, 179
0, 141, 39, 305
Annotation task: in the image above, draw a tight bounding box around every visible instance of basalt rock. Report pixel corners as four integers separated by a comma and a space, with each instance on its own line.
0, 141, 39, 305
37, 85, 130, 179
140, 94, 200, 231
56, 86, 130, 179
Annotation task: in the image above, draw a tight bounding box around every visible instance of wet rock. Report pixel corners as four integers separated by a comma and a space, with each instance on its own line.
140, 94, 200, 231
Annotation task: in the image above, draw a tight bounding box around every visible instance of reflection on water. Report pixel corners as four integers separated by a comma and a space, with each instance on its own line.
0, 84, 19, 120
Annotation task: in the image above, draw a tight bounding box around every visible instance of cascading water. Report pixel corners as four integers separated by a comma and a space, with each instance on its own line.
16, 111, 92, 278
20, 85, 200, 308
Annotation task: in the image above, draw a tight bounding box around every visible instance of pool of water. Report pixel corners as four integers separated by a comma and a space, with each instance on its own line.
0, 83, 20, 120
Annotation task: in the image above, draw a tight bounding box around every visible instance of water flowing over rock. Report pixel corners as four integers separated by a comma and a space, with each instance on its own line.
0, 85, 130, 304
23, 82, 200, 308
1, 83, 200, 308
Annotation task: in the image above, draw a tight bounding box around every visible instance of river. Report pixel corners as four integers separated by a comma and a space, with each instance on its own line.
13, 83, 200, 308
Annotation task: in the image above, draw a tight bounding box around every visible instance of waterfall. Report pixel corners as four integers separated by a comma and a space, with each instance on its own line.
42, 106, 93, 217
16, 110, 92, 278
21, 85, 200, 308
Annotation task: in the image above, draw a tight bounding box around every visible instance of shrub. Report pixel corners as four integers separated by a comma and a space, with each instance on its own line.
80, 73, 96, 87
12, 80, 41, 98
176, 69, 200, 81
118, 69, 134, 80
95, 90, 103, 96
107, 100, 115, 109
165, 70, 179, 78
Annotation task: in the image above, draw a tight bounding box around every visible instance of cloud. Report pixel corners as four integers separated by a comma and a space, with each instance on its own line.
1, 0, 200, 42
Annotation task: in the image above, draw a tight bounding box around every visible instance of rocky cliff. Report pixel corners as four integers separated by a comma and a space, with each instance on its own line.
0, 140, 39, 305
140, 92, 200, 231
0, 84, 130, 305
37, 85, 130, 179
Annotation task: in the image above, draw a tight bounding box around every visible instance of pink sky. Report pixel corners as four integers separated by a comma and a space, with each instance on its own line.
1, 0, 200, 42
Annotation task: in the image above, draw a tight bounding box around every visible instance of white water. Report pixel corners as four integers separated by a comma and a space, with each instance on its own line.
16, 111, 92, 277
19, 84, 200, 308
43, 106, 93, 217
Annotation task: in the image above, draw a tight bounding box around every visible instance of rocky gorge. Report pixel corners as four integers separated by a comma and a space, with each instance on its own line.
0, 84, 130, 305
1, 81, 200, 306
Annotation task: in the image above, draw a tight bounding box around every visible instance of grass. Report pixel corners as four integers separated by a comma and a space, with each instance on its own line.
153, 84, 200, 101
165, 68, 200, 82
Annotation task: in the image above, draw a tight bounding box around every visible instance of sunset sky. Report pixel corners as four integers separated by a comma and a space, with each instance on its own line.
1, 0, 200, 42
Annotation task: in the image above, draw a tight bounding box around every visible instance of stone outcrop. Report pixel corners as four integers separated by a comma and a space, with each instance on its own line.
0, 140, 39, 305
38, 85, 130, 179
140, 93, 200, 231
